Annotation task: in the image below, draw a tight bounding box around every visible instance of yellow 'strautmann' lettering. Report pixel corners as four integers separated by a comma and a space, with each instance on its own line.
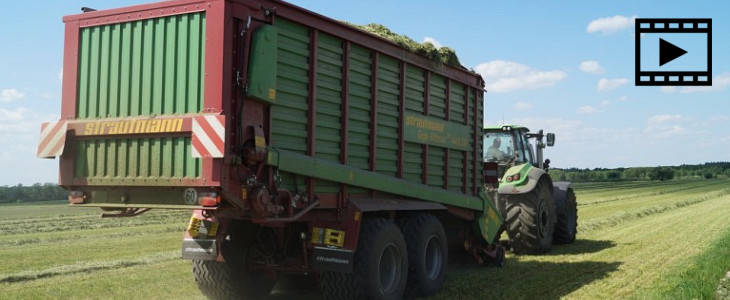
81, 118, 184, 135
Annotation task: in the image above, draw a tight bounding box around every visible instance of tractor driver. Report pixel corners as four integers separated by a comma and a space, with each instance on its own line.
487, 137, 507, 161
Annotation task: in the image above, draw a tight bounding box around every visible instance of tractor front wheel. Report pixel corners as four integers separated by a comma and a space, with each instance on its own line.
503, 178, 556, 254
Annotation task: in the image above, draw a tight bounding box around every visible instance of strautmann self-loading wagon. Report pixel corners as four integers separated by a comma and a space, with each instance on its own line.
38, 0, 504, 298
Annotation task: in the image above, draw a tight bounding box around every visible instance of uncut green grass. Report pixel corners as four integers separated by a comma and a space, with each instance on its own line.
2, 179, 730, 299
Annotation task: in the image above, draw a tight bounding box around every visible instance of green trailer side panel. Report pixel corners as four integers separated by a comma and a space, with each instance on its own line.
268, 148, 483, 211
427, 146, 445, 187
346, 44, 372, 194
450, 82, 466, 124
429, 74, 447, 119
271, 18, 309, 155
248, 25, 279, 104
74, 12, 205, 182
314, 32, 344, 194
375, 55, 400, 177
405, 66, 425, 114
449, 150, 465, 192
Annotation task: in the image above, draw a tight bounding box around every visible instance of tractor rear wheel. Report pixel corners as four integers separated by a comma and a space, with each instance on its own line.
400, 213, 447, 297
320, 218, 408, 300
503, 178, 555, 254
553, 187, 578, 244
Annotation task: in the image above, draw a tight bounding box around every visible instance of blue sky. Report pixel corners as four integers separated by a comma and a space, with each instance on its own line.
1, 0, 729, 185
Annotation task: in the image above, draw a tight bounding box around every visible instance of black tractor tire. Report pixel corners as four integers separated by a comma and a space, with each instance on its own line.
320, 218, 408, 300
193, 221, 275, 300
553, 187, 578, 244
192, 259, 275, 300
400, 213, 448, 297
502, 178, 556, 254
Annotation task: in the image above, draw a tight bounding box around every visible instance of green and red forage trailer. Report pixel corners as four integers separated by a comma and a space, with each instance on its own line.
38, 0, 503, 298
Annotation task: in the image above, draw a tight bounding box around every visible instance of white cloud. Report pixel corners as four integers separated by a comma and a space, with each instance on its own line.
0, 89, 25, 102
645, 114, 690, 139
587, 15, 636, 35
475, 60, 567, 93
597, 78, 629, 91
58, 69, 63, 82
679, 73, 730, 93
577, 105, 600, 114
422, 37, 444, 49
514, 101, 533, 110
0, 107, 29, 122
600, 100, 611, 107
579, 60, 605, 74
660, 86, 677, 93
618, 95, 629, 102
648, 114, 684, 125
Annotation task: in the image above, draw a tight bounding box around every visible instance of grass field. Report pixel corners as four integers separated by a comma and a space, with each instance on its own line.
2, 179, 730, 299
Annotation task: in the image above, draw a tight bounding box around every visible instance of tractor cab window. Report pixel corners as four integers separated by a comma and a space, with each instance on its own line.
514, 131, 530, 165
484, 132, 514, 163
524, 136, 537, 166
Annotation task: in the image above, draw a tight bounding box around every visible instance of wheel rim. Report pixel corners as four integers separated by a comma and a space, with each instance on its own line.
538, 199, 549, 238
378, 242, 401, 293
423, 235, 444, 280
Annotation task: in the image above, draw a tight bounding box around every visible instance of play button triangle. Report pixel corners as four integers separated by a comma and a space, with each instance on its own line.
659, 38, 687, 66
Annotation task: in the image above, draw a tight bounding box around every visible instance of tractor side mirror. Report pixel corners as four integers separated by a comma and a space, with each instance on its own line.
546, 133, 555, 147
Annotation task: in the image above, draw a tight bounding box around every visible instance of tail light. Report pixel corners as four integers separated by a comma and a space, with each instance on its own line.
68, 191, 85, 204
198, 192, 221, 207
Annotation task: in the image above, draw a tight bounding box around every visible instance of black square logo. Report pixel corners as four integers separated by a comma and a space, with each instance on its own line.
635, 18, 712, 86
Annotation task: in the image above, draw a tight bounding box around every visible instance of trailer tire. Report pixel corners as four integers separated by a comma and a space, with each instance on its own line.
320, 218, 408, 300
503, 178, 555, 254
400, 213, 447, 297
192, 259, 274, 300
553, 187, 578, 244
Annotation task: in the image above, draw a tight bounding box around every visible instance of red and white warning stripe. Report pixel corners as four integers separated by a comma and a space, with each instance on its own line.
37, 121, 68, 158
191, 115, 225, 158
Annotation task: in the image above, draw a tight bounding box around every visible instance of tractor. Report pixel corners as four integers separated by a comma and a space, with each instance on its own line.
483, 125, 577, 254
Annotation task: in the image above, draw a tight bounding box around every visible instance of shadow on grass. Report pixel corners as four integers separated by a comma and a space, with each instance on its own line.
546, 239, 617, 256
435, 251, 621, 300
265, 241, 620, 300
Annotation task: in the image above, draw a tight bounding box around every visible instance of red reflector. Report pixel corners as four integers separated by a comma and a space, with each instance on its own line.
198, 193, 220, 207
68, 191, 85, 204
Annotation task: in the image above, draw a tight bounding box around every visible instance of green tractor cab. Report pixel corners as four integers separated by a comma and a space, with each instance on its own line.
483, 125, 577, 254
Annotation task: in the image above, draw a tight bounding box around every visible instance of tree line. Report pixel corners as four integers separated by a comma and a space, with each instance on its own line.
550, 162, 730, 182
0, 183, 68, 204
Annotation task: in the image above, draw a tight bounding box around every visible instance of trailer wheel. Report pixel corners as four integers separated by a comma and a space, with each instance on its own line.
503, 178, 555, 254
553, 187, 578, 244
192, 259, 274, 300
400, 213, 447, 297
193, 222, 275, 300
320, 218, 408, 300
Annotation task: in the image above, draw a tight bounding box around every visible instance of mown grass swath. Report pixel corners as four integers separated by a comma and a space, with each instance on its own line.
2, 179, 730, 299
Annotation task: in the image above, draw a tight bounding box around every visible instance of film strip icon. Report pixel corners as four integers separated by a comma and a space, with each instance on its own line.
635, 18, 712, 86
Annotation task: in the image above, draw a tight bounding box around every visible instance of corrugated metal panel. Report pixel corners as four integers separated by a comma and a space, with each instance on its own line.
272, 18, 309, 154
77, 12, 205, 118
450, 82, 466, 124
74, 137, 200, 181
271, 18, 311, 193
375, 55, 400, 177
405, 66, 425, 114
314, 32, 343, 194
428, 146, 445, 187
449, 151, 465, 192
74, 12, 205, 181
346, 44, 372, 172
429, 74, 447, 119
